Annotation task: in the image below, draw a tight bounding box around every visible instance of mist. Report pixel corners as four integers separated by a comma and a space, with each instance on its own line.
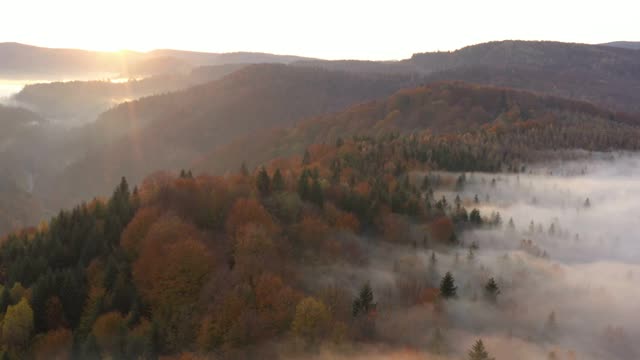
292, 153, 640, 360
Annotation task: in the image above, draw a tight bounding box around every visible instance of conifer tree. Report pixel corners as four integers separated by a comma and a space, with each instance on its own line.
468, 339, 494, 360
484, 277, 500, 303
465, 245, 474, 260
421, 174, 431, 191
439, 272, 457, 299
256, 167, 271, 196
352, 282, 375, 317
470, 209, 482, 225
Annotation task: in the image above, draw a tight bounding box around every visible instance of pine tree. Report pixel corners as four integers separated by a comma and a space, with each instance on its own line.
470, 209, 482, 224
439, 272, 457, 299
468, 339, 494, 360
272, 168, 285, 192
484, 277, 500, 303
456, 173, 466, 191
421, 174, 431, 191
467, 247, 475, 262
256, 167, 271, 196
352, 282, 375, 317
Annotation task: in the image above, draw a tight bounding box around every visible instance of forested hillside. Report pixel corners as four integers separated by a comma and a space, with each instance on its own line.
0, 106, 48, 234
13, 64, 248, 123
0, 124, 512, 358
198, 81, 640, 173
45, 65, 420, 208
3, 39, 640, 359
296, 40, 640, 113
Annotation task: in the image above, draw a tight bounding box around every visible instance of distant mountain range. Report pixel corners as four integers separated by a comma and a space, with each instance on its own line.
296, 40, 640, 113
0, 42, 314, 79
601, 41, 640, 50
3, 39, 640, 234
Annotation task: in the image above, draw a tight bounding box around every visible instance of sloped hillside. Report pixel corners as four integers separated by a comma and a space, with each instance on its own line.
295, 40, 640, 113
47, 64, 420, 206
197, 81, 640, 173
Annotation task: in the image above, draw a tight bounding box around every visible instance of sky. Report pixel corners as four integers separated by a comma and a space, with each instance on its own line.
1, 0, 638, 60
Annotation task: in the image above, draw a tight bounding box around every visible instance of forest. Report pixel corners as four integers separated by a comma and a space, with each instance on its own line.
1, 39, 640, 359
1, 125, 639, 358
0, 132, 498, 359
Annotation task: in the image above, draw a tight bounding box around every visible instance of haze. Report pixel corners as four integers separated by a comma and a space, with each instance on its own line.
2, 3, 640, 359
0, 0, 638, 59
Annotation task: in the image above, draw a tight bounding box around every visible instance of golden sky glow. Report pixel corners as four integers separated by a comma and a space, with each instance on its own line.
1, 0, 638, 60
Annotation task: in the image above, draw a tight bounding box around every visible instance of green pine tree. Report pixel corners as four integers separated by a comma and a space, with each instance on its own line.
484, 277, 500, 303
439, 272, 457, 299
352, 282, 375, 317
468, 339, 494, 360
256, 167, 271, 196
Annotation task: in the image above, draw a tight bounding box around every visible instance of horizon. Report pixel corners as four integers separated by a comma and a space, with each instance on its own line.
2, 0, 639, 60
1, 38, 638, 62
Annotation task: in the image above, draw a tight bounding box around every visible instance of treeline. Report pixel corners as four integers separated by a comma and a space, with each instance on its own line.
201, 81, 640, 174
0, 132, 505, 359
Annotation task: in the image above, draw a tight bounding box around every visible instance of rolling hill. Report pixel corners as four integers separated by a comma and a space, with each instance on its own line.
295, 40, 640, 113
196, 81, 640, 174
13, 64, 249, 124
601, 41, 640, 50
44, 64, 421, 207
0, 42, 314, 80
